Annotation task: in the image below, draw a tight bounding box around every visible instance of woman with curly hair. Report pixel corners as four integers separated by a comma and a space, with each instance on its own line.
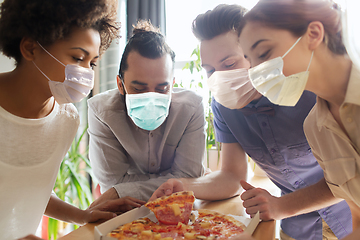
0, 0, 145, 239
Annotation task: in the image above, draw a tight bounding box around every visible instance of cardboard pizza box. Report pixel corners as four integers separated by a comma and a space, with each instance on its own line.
94, 206, 261, 240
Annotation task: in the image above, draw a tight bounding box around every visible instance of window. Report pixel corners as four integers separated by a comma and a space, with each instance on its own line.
165, 0, 259, 107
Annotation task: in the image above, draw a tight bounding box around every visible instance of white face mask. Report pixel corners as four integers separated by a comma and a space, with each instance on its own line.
207, 68, 259, 109
33, 42, 95, 105
249, 36, 314, 106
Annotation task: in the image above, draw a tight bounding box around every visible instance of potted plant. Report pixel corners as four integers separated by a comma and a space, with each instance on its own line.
44, 127, 96, 239
180, 46, 221, 171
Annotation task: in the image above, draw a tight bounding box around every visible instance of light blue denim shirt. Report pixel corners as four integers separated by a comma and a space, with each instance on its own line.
212, 91, 352, 240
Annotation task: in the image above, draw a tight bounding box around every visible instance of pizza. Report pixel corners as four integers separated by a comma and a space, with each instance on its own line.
108, 209, 246, 240
144, 191, 196, 225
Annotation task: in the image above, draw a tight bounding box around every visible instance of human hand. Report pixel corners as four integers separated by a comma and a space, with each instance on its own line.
228, 232, 255, 240
89, 187, 120, 209
149, 179, 185, 201
240, 180, 281, 221
17, 235, 44, 240
81, 196, 146, 224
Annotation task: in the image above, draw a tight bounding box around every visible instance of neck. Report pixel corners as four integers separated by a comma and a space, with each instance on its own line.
306, 51, 352, 107
0, 64, 54, 118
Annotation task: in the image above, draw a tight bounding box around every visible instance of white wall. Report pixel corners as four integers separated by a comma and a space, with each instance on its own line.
0, 54, 15, 73
0, 0, 15, 73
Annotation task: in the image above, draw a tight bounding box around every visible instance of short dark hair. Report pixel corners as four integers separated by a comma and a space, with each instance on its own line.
192, 4, 247, 41
0, 0, 120, 64
118, 20, 175, 80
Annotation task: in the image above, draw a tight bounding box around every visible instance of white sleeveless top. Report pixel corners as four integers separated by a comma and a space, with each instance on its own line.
0, 99, 79, 239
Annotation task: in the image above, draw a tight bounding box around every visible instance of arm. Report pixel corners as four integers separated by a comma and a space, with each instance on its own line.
150, 142, 248, 201
340, 227, 360, 240
44, 193, 145, 225
241, 177, 342, 220
181, 142, 247, 200
88, 97, 206, 202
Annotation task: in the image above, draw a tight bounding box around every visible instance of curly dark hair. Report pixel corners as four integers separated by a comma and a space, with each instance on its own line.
118, 20, 175, 80
0, 0, 120, 64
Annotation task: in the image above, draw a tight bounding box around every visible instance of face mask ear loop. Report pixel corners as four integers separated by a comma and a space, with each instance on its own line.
306, 51, 314, 72
37, 41, 66, 67
121, 79, 129, 95
32, 61, 52, 82
282, 36, 303, 58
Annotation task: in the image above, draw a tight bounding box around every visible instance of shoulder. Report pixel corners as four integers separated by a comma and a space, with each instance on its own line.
56, 103, 79, 122
171, 88, 203, 108
303, 102, 320, 136
88, 89, 124, 115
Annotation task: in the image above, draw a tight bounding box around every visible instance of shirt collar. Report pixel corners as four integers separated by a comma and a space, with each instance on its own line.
315, 63, 360, 131
344, 64, 360, 106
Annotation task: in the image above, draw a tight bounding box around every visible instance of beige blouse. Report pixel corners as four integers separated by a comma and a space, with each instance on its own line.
304, 64, 360, 206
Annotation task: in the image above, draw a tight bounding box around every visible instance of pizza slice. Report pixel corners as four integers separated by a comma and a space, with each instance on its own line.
145, 191, 195, 225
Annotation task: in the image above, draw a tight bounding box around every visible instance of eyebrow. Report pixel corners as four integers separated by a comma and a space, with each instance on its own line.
131, 81, 169, 86
251, 39, 269, 50
131, 80, 147, 86
220, 54, 233, 63
71, 47, 99, 59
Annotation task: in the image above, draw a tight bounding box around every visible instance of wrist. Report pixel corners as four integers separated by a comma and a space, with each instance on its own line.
276, 195, 296, 219
72, 209, 87, 226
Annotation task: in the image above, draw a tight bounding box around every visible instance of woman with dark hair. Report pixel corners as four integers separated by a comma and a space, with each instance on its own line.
239, 0, 360, 239
0, 1, 145, 239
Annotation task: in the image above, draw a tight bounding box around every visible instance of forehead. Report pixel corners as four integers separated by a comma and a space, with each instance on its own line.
48, 27, 101, 55
124, 51, 173, 84
200, 31, 241, 64
239, 22, 291, 52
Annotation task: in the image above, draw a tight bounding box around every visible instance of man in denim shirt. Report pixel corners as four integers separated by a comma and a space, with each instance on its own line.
151, 4, 352, 240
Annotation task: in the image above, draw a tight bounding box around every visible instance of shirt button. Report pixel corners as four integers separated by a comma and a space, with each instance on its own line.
294, 181, 299, 186
262, 122, 267, 127
150, 132, 153, 137
347, 117, 353, 123
271, 148, 276, 153
151, 162, 155, 167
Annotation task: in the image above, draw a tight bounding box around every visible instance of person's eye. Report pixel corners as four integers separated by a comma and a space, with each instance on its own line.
73, 57, 83, 62
156, 85, 170, 93
90, 62, 97, 69
206, 69, 215, 76
259, 50, 271, 59
225, 62, 235, 68
134, 88, 146, 93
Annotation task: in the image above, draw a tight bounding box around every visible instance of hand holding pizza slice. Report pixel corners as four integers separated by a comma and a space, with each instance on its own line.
145, 191, 195, 225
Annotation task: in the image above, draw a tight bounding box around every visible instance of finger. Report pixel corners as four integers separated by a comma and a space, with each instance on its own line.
240, 180, 255, 191
149, 184, 175, 201
106, 198, 143, 212
240, 188, 259, 201
244, 205, 261, 216
125, 196, 146, 205
242, 197, 262, 209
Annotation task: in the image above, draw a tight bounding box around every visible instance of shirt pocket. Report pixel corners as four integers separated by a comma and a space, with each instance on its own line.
323, 157, 356, 186
286, 142, 312, 159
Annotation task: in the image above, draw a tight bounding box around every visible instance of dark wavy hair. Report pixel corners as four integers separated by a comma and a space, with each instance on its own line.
192, 4, 247, 41
0, 0, 120, 64
240, 0, 346, 55
118, 20, 175, 80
